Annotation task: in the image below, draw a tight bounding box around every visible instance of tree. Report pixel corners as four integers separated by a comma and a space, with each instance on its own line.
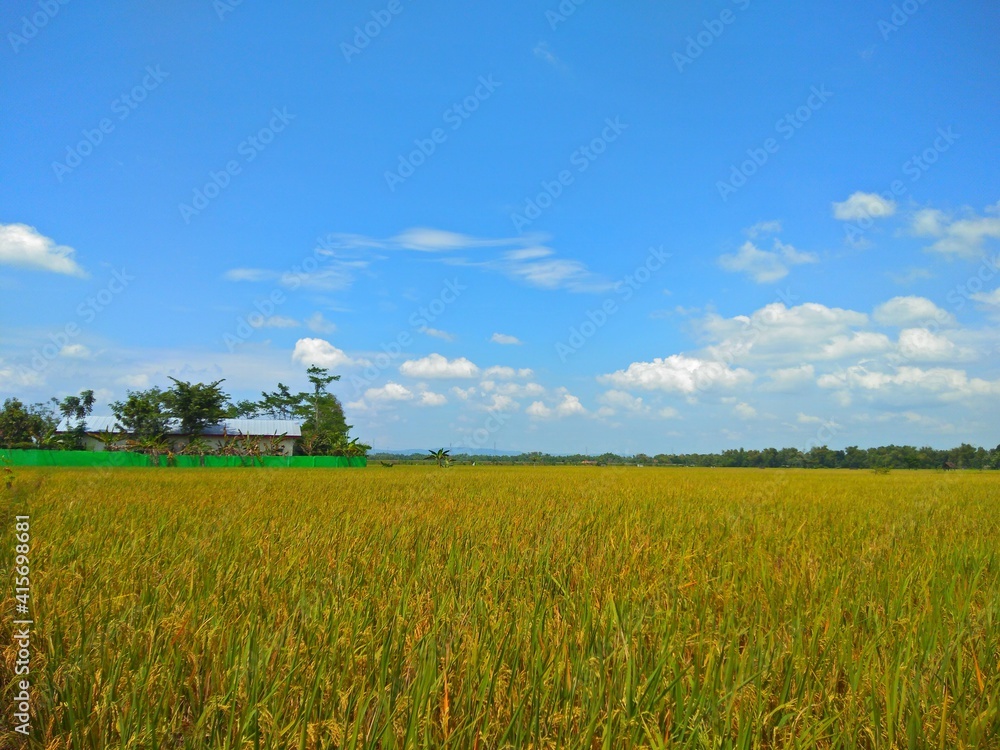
110, 388, 170, 441
58, 389, 96, 449
293, 366, 349, 452
0, 399, 58, 448
162, 378, 230, 435
227, 399, 261, 419
256, 383, 302, 419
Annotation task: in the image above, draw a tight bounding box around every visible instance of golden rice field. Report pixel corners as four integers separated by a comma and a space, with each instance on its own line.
1, 466, 999, 749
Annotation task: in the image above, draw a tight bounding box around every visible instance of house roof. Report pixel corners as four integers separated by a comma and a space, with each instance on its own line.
58, 416, 302, 438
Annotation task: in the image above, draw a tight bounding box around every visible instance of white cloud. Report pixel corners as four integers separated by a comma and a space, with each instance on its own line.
526, 401, 551, 418
59, 344, 91, 359
365, 382, 414, 402
600, 354, 753, 394
762, 365, 816, 392
718, 240, 817, 283
700, 302, 869, 365
797, 412, 823, 424
912, 204, 1000, 258
598, 390, 649, 414
392, 228, 479, 252
734, 402, 757, 419
450, 386, 476, 401
491, 332, 522, 345
820, 332, 893, 360
818, 365, 1000, 400
417, 390, 447, 406
399, 353, 479, 379
745, 220, 782, 238
419, 326, 455, 341
116, 373, 150, 388
832, 192, 897, 221
306, 312, 337, 334
253, 315, 299, 329
486, 393, 518, 412
897, 328, 976, 362
971, 288, 1000, 307
525, 392, 587, 419
291, 338, 368, 369
873, 296, 955, 327
482, 365, 533, 379
0, 223, 87, 277
658, 407, 680, 419
224, 268, 272, 282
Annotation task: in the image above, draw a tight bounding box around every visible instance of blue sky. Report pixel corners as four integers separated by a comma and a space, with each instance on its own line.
2, 0, 999, 453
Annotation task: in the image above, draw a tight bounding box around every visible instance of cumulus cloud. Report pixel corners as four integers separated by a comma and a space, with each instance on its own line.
0, 223, 87, 277
491, 332, 522, 345
832, 192, 897, 221
718, 240, 817, 283
399, 353, 479, 379
873, 296, 956, 327
365, 382, 414, 402
700, 302, 869, 365
526, 392, 587, 419
598, 390, 649, 415
911, 203, 1000, 258
896, 328, 976, 362
818, 365, 1000, 400
418, 390, 447, 406
600, 354, 753, 394
291, 338, 368, 368
734, 402, 757, 419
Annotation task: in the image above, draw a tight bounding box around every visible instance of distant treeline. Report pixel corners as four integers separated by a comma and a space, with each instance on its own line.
373, 443, 1000, 470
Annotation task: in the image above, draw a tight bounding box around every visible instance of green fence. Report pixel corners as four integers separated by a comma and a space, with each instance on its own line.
0, 450, 366, 468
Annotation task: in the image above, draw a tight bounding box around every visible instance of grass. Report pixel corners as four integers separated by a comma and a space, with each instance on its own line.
1, 466, 998, 748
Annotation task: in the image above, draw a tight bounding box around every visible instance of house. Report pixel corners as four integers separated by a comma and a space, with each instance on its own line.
57, 416, 302, 456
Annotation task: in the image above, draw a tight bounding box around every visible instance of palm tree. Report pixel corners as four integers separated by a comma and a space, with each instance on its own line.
425, 449, 451, 467
88, 428, 125, 452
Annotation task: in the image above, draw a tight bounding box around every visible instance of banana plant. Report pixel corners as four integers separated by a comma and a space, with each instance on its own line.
425, 449, 451, 467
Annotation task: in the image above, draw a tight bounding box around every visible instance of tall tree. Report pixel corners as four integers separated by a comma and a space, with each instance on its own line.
58, 389, 96, 448
162, 378, 230, 435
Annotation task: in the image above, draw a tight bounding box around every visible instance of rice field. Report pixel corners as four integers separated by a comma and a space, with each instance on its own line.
1, 466, 998, 749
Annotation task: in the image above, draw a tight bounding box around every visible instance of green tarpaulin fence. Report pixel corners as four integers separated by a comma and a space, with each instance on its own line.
0, 449, 366, 468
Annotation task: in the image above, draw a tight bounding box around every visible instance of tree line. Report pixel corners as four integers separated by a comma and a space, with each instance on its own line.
374, 443, 1000, 470
0, 365, 369, 457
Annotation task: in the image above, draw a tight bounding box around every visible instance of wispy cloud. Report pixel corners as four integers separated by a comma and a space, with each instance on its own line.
328, 228, 612, 293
